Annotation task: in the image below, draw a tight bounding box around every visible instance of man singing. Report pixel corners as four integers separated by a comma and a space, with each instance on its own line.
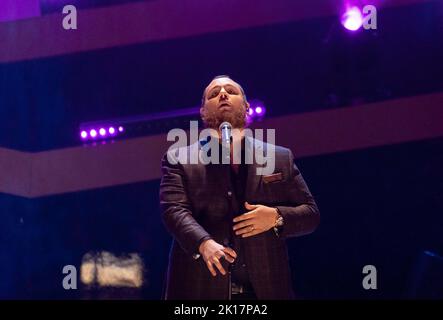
160, 75, 320, 300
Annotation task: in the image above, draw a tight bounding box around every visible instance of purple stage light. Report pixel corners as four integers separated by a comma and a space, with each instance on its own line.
341, 7, 363, 31
79, 125, 120, 142
248, 100, 266, 121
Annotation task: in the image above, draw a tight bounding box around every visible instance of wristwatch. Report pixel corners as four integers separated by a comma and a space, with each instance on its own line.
273, 208, 284, 236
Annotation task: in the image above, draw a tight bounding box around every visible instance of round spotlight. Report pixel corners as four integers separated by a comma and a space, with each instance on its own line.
109, 127, 115, 134
99, 128, 106, 136
255, 106, 263, 114
80, 131, 88, 139
342, 7, 363, 31
90, 129, 97, 138
118, 126, 124, 132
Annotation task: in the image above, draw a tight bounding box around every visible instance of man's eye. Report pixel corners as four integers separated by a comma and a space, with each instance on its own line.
227, 89, 237, 94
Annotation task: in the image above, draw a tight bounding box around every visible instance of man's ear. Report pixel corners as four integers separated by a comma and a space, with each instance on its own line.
245, 101, 250, 112
200, 106, 205, 119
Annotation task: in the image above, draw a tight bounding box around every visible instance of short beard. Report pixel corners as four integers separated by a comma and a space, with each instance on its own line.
201, 107, 248, 129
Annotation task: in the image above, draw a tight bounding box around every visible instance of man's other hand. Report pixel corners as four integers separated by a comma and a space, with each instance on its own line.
232, 202, 279, 238
198, 239, 237, 277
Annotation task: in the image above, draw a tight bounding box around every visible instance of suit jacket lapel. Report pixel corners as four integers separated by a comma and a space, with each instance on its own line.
198, 136, 231, 193
245, 137, 264, 202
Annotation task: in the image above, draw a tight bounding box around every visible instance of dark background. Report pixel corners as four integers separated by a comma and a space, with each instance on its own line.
1, 0, 442, 299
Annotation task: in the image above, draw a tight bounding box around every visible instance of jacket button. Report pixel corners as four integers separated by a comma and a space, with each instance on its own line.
227, 191, 232, 197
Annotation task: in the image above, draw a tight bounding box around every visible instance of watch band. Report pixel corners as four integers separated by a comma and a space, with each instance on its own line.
273, 208, 284, 236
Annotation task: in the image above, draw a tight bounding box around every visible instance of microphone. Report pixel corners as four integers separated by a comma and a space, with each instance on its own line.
219, 122, 232, 145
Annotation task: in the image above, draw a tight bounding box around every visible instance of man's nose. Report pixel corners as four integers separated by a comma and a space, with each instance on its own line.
219, 88, 228, 99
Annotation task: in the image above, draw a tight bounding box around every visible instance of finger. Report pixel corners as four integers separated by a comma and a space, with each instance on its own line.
233, 210, 256, 223
235, 225, 255, 236
224, 255, 235, 263
206, 260, 217, 277
241, 228, 260, 238
212, 257, 226, 276
245, 201, 260, 210
233, 220, 254, 231
222, 247, 237, 259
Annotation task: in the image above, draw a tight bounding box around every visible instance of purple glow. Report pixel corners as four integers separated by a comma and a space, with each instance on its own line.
80, 131, 88, 139
90, 129, 97, 138
99, 128, 106, 136
0, 0, 41, 23
109, 127, 116, 134
248, 100, 266, 120
341, 7, 363, 31
118, 126, 124, 132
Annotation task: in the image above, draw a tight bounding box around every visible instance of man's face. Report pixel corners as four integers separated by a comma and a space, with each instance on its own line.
201, 77, 249, 129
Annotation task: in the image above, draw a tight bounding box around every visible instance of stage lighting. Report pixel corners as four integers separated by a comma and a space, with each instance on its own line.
342, 7, 363, 31
78, 99, 265, 144
248, 100, 266, 120
79, 124, 125, 142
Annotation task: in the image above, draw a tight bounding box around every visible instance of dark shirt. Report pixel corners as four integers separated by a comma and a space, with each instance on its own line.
227, 139, 251, 287
229, 160, 251, 286
198, 136, 252, 286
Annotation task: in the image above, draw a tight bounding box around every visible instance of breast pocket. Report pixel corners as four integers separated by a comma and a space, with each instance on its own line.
261, 180, 291, 203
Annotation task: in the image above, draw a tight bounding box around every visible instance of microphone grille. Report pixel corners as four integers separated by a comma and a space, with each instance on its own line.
219, 122, 232, 130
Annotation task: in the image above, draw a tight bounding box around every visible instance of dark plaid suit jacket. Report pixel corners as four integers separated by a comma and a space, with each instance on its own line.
160, 136, 320, 300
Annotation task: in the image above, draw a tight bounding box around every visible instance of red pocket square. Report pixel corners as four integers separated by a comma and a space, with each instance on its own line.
263, 172, 283, 183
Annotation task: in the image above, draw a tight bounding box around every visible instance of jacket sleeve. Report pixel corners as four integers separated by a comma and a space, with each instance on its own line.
275, 149, 320, 238
159, 151, 212, 257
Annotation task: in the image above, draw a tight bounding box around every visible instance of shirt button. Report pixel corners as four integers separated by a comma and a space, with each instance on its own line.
242, 264, 246, 268
227, 191, 232, 197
